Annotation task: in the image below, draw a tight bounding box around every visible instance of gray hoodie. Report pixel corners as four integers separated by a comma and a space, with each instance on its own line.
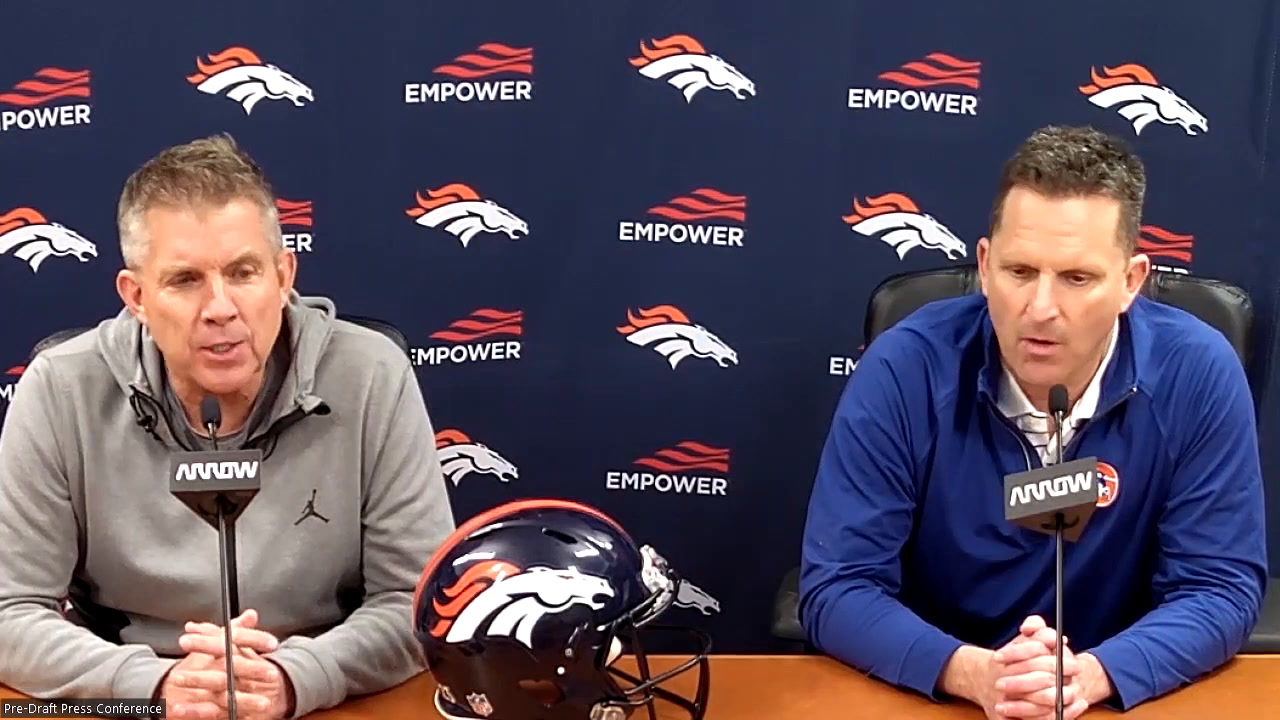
0, 293, 455, 717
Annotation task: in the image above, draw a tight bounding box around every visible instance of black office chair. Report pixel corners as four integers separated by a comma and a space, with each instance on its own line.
28, 313, 410, 363
771, 265, 1280, 654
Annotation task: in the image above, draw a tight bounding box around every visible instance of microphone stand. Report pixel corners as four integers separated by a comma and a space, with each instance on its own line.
207, 421, 240, 720
1052, 409, 1066, 720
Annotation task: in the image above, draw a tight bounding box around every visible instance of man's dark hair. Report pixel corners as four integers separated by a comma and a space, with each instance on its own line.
989, 125, 1146, 253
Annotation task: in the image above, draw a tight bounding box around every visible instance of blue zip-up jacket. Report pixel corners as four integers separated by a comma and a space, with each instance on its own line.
799, 293, 1267, 710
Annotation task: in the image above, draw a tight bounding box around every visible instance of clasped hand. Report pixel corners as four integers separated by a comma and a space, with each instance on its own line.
976, 615, 1088, 719
159, 609, 293, 720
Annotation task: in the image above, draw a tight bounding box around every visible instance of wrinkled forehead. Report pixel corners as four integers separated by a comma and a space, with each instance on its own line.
140, 201, 277, 268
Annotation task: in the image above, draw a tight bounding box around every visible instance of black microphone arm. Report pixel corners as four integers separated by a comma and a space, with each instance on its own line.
1048, 384, 1069, 720
199, 395, 240, 720
202, 396, 241, 618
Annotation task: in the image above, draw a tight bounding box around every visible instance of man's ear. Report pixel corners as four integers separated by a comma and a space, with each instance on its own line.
275, 248, 297, 307
1121, 252, 1151, 312
116, 269, 146, 324
976, 237, 991, 297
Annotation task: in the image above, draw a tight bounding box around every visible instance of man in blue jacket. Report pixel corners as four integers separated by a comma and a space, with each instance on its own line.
799, 125, 1267, 719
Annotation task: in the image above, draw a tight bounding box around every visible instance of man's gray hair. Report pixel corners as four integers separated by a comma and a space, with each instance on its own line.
117, 133, 281, 269
989, 125, 1146, 253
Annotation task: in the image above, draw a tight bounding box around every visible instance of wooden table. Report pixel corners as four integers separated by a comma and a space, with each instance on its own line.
3, 654, 1277, 718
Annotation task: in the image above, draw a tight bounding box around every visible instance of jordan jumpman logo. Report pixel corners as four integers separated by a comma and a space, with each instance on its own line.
294, 488, 330, 525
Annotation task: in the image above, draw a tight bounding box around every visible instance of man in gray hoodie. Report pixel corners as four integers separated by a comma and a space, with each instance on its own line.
0, 134, 456, 718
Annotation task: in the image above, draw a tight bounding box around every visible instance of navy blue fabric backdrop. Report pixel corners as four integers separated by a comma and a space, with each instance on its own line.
2, 1, 1279, 653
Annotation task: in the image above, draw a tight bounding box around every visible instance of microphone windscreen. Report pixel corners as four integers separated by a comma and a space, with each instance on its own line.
200, 395, 221, 429
1049, 384, 1069, 415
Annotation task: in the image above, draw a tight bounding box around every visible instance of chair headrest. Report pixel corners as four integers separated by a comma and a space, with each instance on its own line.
864, 265, 1252, 367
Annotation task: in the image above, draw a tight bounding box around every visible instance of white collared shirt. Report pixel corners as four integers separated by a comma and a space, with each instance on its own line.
996, 320, 1119, 466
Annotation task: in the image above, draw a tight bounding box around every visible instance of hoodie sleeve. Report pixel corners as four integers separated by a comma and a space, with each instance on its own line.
0, 355, 179, 700
266, 354, 456, 718
798, 332, 964, 700
1087, 333, 1267, 710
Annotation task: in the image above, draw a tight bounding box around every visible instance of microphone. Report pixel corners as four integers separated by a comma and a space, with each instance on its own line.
169, 395, 263, 720
1002, 384, 1097, 720
201, 395, 220, 450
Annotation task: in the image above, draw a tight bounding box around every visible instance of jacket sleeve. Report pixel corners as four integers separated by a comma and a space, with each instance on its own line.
1088, 334, 1267, 710
267, 356, 456, 718
798, 332, 964, 699
0, 355, 179, 699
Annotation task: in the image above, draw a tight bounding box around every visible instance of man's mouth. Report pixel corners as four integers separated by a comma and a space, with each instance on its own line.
203, 341, 243, 357
1021, 337, 1060, 351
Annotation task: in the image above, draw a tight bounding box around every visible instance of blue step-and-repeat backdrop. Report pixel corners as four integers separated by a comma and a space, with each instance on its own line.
3, 2, 1280, 653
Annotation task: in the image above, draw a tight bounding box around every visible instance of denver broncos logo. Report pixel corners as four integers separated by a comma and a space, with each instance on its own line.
186, 47, 314, 115
428, 559, 614, 649
617, 305, 738, 369
0, 208, 97, 272
1096, 461, 1119, 508
674, 579, 721, 616
435, 429, 518, 486
405, 183, 528, 247
1079, 64, 1206, 136
842, 193, 967, 261
629, 34, 755, 103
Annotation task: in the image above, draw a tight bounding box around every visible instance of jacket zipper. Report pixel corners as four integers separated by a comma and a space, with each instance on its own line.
986, 385, 1139, 471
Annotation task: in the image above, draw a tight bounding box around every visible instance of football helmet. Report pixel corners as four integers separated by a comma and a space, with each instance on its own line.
412, 499, 711, 719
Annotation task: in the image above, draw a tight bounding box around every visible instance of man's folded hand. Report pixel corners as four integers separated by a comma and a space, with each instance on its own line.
990, 615, 1088, 720
161, 609, 294, 720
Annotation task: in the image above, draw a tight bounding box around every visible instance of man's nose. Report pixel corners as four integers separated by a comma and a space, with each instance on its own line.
202, 277, 239, 324
1026, 275, 1061, 321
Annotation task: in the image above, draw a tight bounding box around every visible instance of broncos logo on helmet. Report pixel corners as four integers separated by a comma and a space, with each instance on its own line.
630, 34, 755, 103
429, 559, 615, 649
187, 46, 314, 115
0, 208, 97, 272
406, 183, 528, 247
435, 429, 518, 486
617, 305, 738, 369
1079, 63, 1207, 136
674, 579, 721, 616
413, 499, 712, 720
843, 193, 967, 261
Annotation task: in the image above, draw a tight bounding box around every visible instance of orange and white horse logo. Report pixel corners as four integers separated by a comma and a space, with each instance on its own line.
1079, 64, 1206, 136
435, 430, 518, 486
0, 208, 97, 272
406, 184, 528, 247
617, 305, 738, 369
629, 35, 755, 103
427, 560, 614, 649
187, 47, 314, 115
843, 193, 967, 261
